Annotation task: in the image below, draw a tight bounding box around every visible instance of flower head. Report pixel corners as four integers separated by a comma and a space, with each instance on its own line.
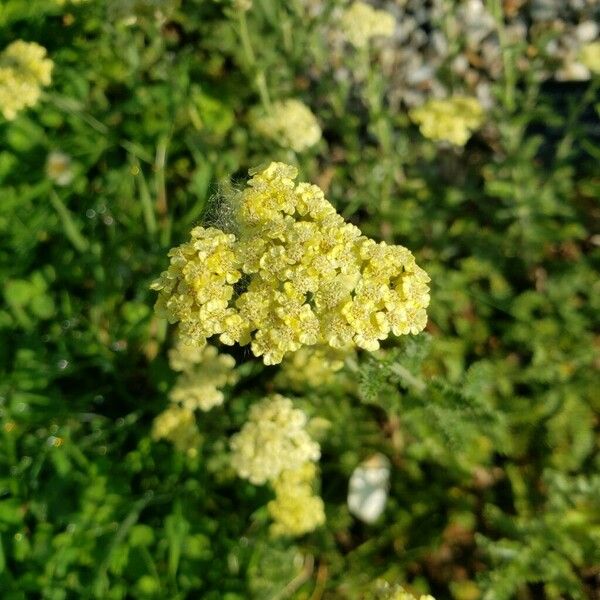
341, 2, 396, 49
234, 0, 252, 12
276, 345, 353, 390
230, 395, 320, 485
168, 343, 238, 412
579, 41, 600, 74
151, 405, 201, 457
369, 581, 436, 600
152, 340, 236, 454
252, 99, 321, 152
152, 162, 430, 365
152, 227, 241, 348
0, 41, 53, 120
268, 462, 325, 536
409, 96, 484, 146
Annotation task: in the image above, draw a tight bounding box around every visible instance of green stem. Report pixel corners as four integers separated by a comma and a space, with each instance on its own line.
155, 135, 169, 219
46, 93, 108, 134
131, 158, 157, 237
94, 494, 154, 595
237, 10, 272, 112
390, 364, 427, 393
255, 70, 272, 113
238, 10, 256, 66
487, 0, 516, 112
49, 191, 89, 253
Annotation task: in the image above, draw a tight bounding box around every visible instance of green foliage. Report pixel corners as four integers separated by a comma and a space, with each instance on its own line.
1, 0, 599, 598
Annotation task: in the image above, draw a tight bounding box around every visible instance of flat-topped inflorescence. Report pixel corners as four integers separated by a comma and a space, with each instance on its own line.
579, 41, 600, 74
0, 41, 53, 120
340, 1, 396, 49
252, 99, 322, 152
268, 462, 325, 537
151, 405, 201, 457
167, 341, 238, 412
152, 162, 430, 365
230, 394, 320, 485
369, 581, 436, 600
409, 96, 484, 146
151, 341, 238, 454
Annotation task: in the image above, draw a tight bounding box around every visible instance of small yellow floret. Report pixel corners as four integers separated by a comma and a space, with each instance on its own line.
152, 340, 236, 454
579, 41, 600, 74
230, 395, 320, 485
151, 405, 201, 457
341, 2, 396, 49
169, 343, 238, 412
276, 345, 353, 390
151, 227, 241, 347
253, 99, 322, 152
168, 338, 208, 371
0, 41, 53, 120
409, 96, 484, 146
370, 580, 436, 600
152, 162, 430, 365
268, 463, 325, 537
234, 0, 252, 12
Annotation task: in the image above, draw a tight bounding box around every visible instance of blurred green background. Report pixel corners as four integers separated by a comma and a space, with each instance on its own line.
0, 0, 599, 598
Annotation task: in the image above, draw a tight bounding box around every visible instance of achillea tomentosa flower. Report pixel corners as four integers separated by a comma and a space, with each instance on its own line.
168, 340, 238, 411
370, 581, 436, 600
230, 395, 320, 485
268, 462, 325, 536
168, 338, 208, 372
151, 405, 201, 457
152, 341, 236, 453
366, 579, 435, 600
341, 1, 396, 48
580, 41, 600, 74
276, 345, 353, 390
252, 99, 321, 152
233, 0, 252, 11
152, 162, 430, 365
409, 96, 484, 146
0, 41, 53, 120
169, 343, 238, 411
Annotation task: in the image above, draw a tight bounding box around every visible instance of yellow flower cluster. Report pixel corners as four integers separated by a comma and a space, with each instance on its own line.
169, 342, 238, 412
233, 0, 252, 12
0, 41, 53, 120
268, 463, 325, 537
409, 96, 484, 146
252, 99, 322, 152
276, 345, 353, 390
340, 1, 396, 49
580, 41, 600, 74
370, 581, 436, 600
167, 338, 207, 371
152, 340, 237, 454
151, 405, 201, 457
230, 395, 320, 485
152, 162, 430, 365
